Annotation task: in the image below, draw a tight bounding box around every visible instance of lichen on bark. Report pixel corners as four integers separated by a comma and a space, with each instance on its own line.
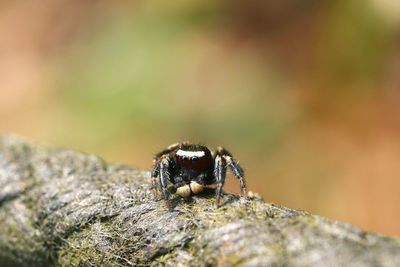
0, 135, 399, 267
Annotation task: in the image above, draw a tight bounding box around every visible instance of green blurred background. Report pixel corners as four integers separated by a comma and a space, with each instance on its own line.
1, 0, 400, 235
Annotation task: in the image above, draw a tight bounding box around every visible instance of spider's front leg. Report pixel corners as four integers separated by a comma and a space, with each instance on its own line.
225, 155, 247, 196
214, 153, 227, 207
214, 147, 247, 207
158, 155, 173, 210
152, 143, 181, 197
151, 159, 161, 197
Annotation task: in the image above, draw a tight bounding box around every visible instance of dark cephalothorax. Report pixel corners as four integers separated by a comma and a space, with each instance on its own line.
151, 142, 247, 210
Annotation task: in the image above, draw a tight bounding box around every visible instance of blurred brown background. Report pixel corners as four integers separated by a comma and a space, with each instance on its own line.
1, 0, 399, 235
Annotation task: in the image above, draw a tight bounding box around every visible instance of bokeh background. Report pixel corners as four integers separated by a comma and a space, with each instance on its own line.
1, 0, 400, 235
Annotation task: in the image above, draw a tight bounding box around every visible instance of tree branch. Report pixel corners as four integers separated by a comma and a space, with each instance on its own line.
0, 135, 399, 266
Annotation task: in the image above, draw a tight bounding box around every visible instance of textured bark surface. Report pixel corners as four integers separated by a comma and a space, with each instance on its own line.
0, 135, 399, 267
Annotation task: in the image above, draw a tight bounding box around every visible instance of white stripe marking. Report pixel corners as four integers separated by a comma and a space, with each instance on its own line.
176, 149, 205, 158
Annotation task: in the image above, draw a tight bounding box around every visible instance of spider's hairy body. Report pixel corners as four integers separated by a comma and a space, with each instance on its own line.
151, 142, 247, 210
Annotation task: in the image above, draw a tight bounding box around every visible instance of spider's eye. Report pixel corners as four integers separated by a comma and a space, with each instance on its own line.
192, 156, 198, 161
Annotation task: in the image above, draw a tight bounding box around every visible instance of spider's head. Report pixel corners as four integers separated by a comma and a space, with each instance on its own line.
174, 144, 212, 172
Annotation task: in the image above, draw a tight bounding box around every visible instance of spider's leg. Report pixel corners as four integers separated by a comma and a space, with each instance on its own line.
216, 147, 247, 195
151, 159, 161, 196
152, 143, 181, 198
226, 156, 247, 195
214, 154, 227, 207
159, 155, 173, 210
155, 143, 181, 158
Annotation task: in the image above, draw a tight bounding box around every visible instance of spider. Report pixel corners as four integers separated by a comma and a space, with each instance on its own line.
151, 142, 247, 210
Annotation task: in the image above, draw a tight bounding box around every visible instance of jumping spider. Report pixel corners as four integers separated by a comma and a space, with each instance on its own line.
151, 142, 247, 210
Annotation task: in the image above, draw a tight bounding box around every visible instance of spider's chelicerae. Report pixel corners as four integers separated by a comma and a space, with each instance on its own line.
151, 142, 247, 210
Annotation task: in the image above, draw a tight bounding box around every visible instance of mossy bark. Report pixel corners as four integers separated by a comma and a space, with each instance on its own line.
0, 135, 399, 267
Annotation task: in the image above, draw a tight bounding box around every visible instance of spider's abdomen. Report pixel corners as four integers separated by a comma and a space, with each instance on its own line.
175, 148, 212, 174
